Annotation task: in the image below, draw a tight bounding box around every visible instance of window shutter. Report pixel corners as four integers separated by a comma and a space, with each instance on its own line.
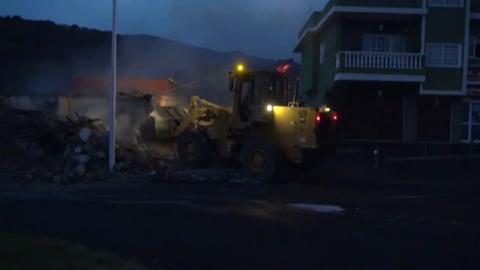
363, 35, 374, 51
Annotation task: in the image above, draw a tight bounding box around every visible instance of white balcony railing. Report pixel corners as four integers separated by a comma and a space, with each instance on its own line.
335, 51, 424, 70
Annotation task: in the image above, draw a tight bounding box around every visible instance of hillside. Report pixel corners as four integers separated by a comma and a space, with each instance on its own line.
0, 16, 298, 105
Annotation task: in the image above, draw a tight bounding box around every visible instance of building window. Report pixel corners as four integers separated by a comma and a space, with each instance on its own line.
470, 37, 476, 58
426, 43, 462, 67
320, 42, 326, 64
469, 36, 480, 58
463, 101, 480, 143
363, 35, 406, 52
428, 0, 463, 7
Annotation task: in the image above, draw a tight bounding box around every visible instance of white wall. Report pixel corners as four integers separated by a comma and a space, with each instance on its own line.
57, 96, 150, 141
1, 96, 57, 112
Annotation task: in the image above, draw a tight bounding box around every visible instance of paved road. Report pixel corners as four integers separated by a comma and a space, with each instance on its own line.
1, 179, 479, 270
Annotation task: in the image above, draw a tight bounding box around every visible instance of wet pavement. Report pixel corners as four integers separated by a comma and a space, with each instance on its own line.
1, 174, 479, 270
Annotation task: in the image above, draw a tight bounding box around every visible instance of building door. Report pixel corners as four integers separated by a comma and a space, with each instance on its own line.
335, 82, 403, 140
461, 100, 480, 143
362, 34, 407, 52
417, 96, 452, 142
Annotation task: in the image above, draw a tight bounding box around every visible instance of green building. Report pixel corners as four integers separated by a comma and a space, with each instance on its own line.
294, 0, 480, 143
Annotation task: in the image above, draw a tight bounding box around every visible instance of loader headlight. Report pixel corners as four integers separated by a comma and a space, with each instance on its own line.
266, 105, 273, 112
237, 64, 244, 72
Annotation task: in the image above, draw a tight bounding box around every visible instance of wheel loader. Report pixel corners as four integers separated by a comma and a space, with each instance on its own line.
140, 64, 338, 181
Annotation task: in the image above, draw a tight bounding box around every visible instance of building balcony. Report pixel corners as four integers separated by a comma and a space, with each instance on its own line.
297, 0, 425, 40
334, 51, 426, 82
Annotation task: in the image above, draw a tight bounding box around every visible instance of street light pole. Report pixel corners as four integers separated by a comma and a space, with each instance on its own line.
109, 0, 117, 173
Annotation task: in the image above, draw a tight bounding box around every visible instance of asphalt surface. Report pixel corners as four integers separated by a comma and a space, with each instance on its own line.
1, 176, 480, 270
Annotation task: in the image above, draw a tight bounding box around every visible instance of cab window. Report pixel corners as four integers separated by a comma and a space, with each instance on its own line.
251, 75, 287, 106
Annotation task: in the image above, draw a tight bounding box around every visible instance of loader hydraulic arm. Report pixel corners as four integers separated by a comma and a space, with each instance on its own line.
171, 96, 230, 138
190, 96, 224, 110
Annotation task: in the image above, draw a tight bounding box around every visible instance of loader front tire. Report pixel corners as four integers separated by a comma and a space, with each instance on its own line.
177, 129, 211, 168
241, 139, 278, 182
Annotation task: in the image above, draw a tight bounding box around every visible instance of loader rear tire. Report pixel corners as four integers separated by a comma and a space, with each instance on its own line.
241, 139, 278, 182
177, 129, 211, 168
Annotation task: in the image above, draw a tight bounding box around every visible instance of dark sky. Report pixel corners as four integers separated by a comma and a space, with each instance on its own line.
0, 0, 328, 59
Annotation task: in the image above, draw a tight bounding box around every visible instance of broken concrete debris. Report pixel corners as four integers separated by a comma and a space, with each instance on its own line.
75, 154, 90, 164
2, 108, 257, 185
75, 164, 87, 176
83, 144, 94, 153
1, 109, 178, 184
35, 148, 45, 157
79, 127, 92, 142
74, 146, 83, 154
96, 151, 106, 159
115, 162, 126, 172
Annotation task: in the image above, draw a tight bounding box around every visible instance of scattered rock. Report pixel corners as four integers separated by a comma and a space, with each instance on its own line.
30, 142, 39, 150
65, 170, 75, 179
83, 144, 94, 153
35, 148, 45, 157
37, 169, 53, 181
149, 169, 169, 181
96, 151, 106, 159
75, 154, 91, 164
79, 128, 92, 142
15, 141, 29, 151
134, 149, 148, 165
53, 175, 63, 184
131, 136, 139, 145
116, 147, 127, 160
229, 177, 249, 184
0, 104, 6, 117
97, 133, 109, 145
115, 162, 126, 171
74, 146, 83, 154
64, 146, 71, 157
75, 164, 87, 176
158, 161, 168, 168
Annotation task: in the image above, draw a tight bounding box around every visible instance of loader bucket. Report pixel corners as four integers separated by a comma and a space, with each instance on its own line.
139, 106, 188, 143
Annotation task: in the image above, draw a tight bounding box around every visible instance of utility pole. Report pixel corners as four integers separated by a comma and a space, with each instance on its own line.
109, 0, 117, 173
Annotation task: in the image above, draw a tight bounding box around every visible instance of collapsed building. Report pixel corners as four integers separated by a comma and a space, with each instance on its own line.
0, 76, 184, 183
2, 76, 182, 118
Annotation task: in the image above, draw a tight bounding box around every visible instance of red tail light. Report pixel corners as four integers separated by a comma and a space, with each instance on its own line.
315, 112, 321, 125
333, 113, 338, 121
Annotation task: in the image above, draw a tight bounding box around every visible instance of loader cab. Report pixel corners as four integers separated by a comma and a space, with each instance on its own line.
230, 68, 289, 121
251, 72, 289, 106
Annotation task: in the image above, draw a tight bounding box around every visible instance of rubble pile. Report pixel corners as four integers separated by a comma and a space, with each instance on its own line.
6, 110, 177, 184
2, 108, 257, 185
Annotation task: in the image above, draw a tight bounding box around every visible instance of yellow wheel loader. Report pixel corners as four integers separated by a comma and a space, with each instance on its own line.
140, 65, 338, 182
